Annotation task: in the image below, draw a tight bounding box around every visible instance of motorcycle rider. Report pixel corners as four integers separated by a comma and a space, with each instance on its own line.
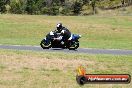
54, 23, 72, 47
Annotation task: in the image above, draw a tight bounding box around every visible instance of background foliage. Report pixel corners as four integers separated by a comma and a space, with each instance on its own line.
0, 0, 132, 15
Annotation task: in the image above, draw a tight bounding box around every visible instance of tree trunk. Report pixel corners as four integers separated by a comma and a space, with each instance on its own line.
91, 0, 96, 15
121, 0, 125, 7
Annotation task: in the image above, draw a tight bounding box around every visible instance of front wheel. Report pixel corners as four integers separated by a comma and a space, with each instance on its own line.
40, 39, 51, 49
68, 41, 79, 50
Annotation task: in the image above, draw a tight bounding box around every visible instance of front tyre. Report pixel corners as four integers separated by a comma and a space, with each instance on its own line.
68, 41, 79, 50
40, 39, 51, 49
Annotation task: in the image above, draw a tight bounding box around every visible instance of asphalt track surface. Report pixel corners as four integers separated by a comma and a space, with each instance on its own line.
0, 45, 132, 55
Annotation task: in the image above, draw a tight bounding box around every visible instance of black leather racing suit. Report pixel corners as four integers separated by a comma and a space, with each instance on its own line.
56, 27, 71, 47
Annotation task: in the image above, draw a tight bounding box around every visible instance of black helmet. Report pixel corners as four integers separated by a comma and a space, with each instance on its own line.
56, 23, 62, 32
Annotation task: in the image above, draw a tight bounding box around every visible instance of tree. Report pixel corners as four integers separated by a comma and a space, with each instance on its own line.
126, 0, 132, 4
60, 0, 65, 5
60, 0, 74, 15
25, 0, 40, 14
90, 0, 97, 14
73, 0, 83, 15
122, 0, 125, 5
82, 0, 90, 5
0, 0, 10, 13
45, 0, 52, 6
10, 0, 26, 14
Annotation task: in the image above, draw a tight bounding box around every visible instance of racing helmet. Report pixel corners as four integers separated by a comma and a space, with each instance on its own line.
56, 23, 63, 32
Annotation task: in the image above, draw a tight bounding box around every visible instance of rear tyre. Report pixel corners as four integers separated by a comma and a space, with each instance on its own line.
40, 39, 51, 49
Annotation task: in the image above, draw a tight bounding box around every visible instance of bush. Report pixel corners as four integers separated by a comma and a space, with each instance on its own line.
0, 0, 8, 13
41, 7, 50, 15
10, 0, 26, 14
73, 1, 83, 15
60, 7, 72, 15
0, 0, 130, 15
41, 6, 59, 15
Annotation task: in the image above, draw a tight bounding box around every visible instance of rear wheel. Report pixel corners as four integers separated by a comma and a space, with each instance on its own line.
40, 39, 51, 49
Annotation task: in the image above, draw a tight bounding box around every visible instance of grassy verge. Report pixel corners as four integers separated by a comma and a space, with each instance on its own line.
0, 49, 131, 88
0, 14, 132, 49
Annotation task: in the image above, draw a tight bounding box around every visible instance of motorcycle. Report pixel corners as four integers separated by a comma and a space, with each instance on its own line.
40, 31, 81, 50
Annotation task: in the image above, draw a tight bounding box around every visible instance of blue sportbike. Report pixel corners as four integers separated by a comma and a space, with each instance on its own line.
40, 31, 81, 50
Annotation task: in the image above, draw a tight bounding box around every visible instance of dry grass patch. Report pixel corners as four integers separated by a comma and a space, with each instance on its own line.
0, 52, 94, 71
0, 49, 131, 88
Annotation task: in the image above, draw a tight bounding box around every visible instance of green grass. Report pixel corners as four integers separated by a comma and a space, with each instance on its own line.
0, 49, 132, 88
0, 14, 132, 49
